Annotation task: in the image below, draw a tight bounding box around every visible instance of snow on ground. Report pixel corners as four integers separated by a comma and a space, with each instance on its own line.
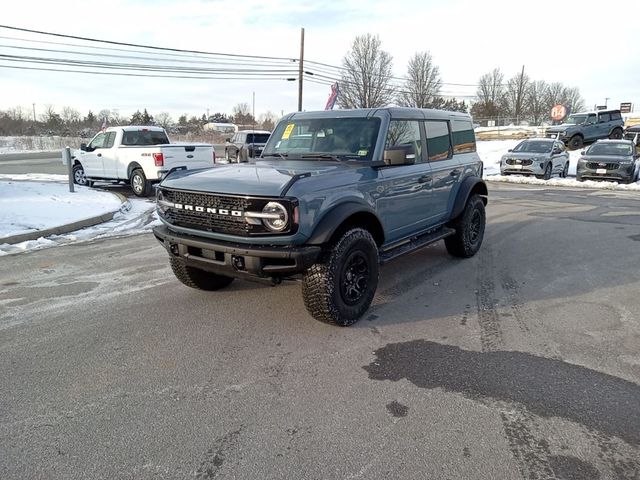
0, 181, 123, 238
486, 175, 640, 191
0, 136, 78, 154
0, 173, 160, 255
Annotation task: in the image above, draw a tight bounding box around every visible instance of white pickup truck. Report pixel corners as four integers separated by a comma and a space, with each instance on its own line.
70, 126, 215, 196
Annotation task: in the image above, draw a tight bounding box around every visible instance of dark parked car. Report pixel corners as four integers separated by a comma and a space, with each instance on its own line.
576, 140, 639, 183
500, 138, 570, 179
623, 124, 640, 145
224, 130, 271, 162
547, 109, 624, 150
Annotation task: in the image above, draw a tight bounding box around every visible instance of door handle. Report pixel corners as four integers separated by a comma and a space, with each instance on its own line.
418, 175, 432, 183
97, 153, 102, 157
450, 169, 461, 176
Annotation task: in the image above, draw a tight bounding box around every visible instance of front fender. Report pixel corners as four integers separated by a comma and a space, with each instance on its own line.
307, 202, 379, 245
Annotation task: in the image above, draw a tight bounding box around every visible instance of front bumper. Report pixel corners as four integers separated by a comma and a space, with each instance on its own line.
501, 161, 546, 175
153, 225, 321, 280
576, 165, 634, 183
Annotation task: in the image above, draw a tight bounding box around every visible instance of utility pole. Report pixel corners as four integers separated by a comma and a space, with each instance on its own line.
252, 91, 255, 132
605, 97, 610, 108
32, 103, 36, 122
298, 27, 305, 112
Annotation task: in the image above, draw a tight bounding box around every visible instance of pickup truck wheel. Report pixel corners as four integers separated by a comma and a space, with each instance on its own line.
445, 195, 485, 258
72, 164, 88, 186
302, 228, 379, 326
169, 257, 234, 291
130, 169, 152, 197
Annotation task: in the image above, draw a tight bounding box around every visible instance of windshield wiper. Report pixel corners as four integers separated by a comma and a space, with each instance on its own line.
262, 152, 288, 159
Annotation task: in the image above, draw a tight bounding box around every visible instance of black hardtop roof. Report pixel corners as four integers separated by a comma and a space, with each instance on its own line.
572, 108, 621, 115
282, 107, 472, 122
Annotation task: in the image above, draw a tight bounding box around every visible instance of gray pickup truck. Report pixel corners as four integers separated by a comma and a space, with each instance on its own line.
153, 108, 488, 326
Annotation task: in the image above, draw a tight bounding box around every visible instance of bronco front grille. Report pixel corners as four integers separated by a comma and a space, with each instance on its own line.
162, 190, 250, 235
158, 188, 297, 236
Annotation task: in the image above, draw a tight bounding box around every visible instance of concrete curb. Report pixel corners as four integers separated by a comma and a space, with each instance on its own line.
0, 192, 130, 245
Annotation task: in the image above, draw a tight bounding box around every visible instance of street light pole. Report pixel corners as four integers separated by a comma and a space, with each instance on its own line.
298, 27, 305, 112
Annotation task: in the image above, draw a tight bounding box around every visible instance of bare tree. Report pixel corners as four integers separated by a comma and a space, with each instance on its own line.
338, 34, 395, 109
155, 112, 174, 129
61, 106, 80, 124
397, 51, 441, 108
504, 67, 529, 123
110, 109, 125, 125
258, 111, 278, 131
232, 103, 254, 125
472, 68, 506, 119
525, 80, 549, 125
545, 83, 585, 115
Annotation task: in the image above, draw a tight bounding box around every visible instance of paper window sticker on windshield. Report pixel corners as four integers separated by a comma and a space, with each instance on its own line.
317, 131, 326, 138
358, 150, 368, 156
282, 124, 295, 139
275, 140, 281, 148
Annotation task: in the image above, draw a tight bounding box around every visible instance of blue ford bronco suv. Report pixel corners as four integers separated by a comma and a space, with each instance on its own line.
153, 108, 488, 326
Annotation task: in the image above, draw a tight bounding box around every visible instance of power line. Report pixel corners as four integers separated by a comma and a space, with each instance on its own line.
0, 24, 296, 62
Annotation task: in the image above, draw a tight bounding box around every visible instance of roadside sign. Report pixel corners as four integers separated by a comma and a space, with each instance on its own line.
596, 105, 607, 110
620, 102, 632, 113
551, 104, 567, 121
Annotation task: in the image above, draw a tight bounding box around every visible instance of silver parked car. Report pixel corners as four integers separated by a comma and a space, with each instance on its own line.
500, 138, 570, 179
576, 139, 639, 183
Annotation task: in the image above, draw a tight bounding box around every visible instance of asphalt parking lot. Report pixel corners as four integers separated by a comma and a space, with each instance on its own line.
1, 183, 639, 479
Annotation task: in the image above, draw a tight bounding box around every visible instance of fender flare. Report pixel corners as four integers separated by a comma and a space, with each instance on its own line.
307, 202, 382, 245
449, 176, 488, 221
127, 162, 143, 179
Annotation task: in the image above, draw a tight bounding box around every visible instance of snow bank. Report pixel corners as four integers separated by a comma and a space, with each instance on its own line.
0, 181, 123, 238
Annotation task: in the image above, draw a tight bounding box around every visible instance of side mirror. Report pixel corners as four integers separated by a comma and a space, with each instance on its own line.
507, 149, 513, 152
580, 150, 586, 155
383, 146, 415, 166
80, 143, 87, 151
225, 138, 231, 143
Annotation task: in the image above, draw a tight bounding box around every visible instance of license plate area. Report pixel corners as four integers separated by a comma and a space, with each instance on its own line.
596, 168, 607, 174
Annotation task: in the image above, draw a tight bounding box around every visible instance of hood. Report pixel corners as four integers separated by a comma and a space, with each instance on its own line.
625, 125, 640, 133
160, 160, 359, 197
547, 124, 576, 132
503, 152, 549, 159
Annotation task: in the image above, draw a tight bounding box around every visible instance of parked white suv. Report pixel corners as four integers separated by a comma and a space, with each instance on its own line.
70, 126, 215, 196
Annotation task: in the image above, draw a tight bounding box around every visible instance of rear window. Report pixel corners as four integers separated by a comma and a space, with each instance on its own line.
452, 120, 476, 154
121, 130, 169, 146
246, 133, 270, 143
610, 111, 622, 121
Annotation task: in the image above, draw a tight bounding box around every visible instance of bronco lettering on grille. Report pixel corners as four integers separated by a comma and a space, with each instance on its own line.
174, 203, 243, 217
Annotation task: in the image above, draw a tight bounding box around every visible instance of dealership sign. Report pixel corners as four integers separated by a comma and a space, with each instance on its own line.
551, 104, 567, 121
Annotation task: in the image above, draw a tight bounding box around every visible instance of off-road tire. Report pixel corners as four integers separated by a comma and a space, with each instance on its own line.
302, 228, 379, 326
72, 163, 88, 186
130, 168, 152, 197
609, 128, 623, 140
169, 257, 234, 291
568, 135, 583, 150
445, 195, 486, 258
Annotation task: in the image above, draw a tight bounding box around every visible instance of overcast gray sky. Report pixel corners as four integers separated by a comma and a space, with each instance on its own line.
1, 0, 638, 121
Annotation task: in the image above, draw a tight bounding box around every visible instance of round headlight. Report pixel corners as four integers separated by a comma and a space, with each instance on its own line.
262, 202, 288, 232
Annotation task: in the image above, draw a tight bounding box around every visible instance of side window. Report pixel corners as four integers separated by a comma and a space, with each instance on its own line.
89, 132, 107, 150
587, 114, 597, 124
104, 132, 116, 148
385, 120, 422, 162
424, 121, 452, 161
598, 113, 610, 123
555, 142, 565, 152
610, 112, 622, 121
451, 120, 476, 154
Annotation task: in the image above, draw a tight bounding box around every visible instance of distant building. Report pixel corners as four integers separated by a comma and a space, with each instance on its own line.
203, 122, 238, 134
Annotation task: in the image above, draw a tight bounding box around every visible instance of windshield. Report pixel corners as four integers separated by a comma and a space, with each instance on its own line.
513, 140, 553, 153
121, 130, 169, 146
246, 133, 271, 143
262, 117, 381, 161
586, 143, 633, 156
563, 114, 587, 125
